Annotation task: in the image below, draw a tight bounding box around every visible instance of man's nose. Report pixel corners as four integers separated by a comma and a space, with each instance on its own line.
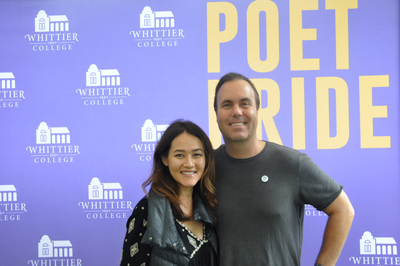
232, 104, 242, 116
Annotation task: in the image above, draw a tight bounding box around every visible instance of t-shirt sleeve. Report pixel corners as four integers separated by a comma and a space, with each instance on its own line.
120, 197, 152, 266
298, 154, 343, 211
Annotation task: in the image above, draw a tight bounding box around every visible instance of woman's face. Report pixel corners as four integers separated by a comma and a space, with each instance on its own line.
162, 132, 206, 192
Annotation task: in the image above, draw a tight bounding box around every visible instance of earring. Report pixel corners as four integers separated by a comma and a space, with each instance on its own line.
164, 163, 168, 166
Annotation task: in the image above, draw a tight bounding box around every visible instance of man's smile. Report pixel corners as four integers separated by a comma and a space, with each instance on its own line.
230, 122, 246, 126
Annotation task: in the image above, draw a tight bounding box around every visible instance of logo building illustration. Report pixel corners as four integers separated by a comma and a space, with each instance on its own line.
86, 64, 120, 87
88, 177, 123, 200
130, 6, 184, 48
140, 6, 174, 28
38, 235, 73, 258
0, 185, 17, 201
0, 72, 15, 89
141, 119, 169, 142
360, 231, 398, 255
36, 122, 70, 144
35, 10, 69, 32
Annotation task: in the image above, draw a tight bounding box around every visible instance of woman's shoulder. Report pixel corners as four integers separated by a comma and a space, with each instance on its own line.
121, 196, 152, 266
135, 196, 148, 209
133, 196, 148, 215
125, 196, 148, 227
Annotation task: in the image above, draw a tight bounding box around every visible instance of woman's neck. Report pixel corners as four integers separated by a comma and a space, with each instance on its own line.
179, 189, 194, 219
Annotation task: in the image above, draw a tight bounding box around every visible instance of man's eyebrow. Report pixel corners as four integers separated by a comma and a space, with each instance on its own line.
220, 99, 232, 105
240, 97, 252, 102
220, 97, 252, 106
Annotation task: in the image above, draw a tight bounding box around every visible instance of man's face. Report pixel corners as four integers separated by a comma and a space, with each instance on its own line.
216, 79, 258, 144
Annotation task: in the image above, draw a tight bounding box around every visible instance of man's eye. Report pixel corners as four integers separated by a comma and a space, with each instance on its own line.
175, 154, 183, 157
222, 103, 230, 108
242, 102, 250, 106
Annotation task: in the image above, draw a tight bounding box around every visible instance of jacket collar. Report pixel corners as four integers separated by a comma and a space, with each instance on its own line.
192, 190, 214, 225
142, 189, 214, 253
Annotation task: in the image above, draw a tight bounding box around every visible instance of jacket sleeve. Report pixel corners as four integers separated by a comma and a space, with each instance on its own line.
120, 197, 152, 266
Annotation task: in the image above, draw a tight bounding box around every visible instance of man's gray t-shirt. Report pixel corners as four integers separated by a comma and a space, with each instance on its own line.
215, 142, 342, 266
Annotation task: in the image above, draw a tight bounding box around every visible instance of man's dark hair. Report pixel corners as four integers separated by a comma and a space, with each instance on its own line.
213, 72, 260, 113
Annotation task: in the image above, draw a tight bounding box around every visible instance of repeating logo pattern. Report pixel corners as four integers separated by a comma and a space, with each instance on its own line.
0, 72, 25, 108
35, 11, 69, 32
305, 204, 327, 217
78, 178, 132, 220
88, 177, 123, 200
28, 235, 82, 266
0, 2, 394, 266
360, 231, 397, 255
131, 119, 169, 161
140, 7, 175, 28
349, 231, 399, 265
26, 122, 81, 163
0, 185, 28, 221
76, 64, 130, 106
130, 6, 185, 48
25, 10, 79, 51
38, 235, 73, 258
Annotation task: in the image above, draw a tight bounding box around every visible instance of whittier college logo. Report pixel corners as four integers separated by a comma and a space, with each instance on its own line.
349, 231, 399, 265
77, 177, 132, 220
131, 119, 169, 161
27, 235, 82, 266
305, 205, 327, 217
0, 72, 26, 108
129, 6, 185, 48
0, 185, 28, 222
24, 10, 79, 51
26, 122, 81, 163
75, 64, 131, 106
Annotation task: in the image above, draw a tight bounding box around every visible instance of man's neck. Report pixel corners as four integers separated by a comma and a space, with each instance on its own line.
224, 139, 266, 159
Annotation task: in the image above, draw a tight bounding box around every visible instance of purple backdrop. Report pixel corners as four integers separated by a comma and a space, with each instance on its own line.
0, 0, 399, 265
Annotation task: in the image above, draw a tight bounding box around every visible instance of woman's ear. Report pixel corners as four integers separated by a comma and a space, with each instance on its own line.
162, 156, 168, 167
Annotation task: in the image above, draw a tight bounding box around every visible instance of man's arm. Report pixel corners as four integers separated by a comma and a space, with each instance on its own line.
315, 190, 355, 266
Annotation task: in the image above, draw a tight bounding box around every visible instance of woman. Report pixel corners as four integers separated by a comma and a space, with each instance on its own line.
120, 120, 218, 266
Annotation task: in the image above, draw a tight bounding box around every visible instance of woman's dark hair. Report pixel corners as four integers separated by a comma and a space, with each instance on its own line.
142, 119, 217, 223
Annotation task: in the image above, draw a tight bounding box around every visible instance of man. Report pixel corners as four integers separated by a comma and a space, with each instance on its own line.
213, 72, 354, 266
